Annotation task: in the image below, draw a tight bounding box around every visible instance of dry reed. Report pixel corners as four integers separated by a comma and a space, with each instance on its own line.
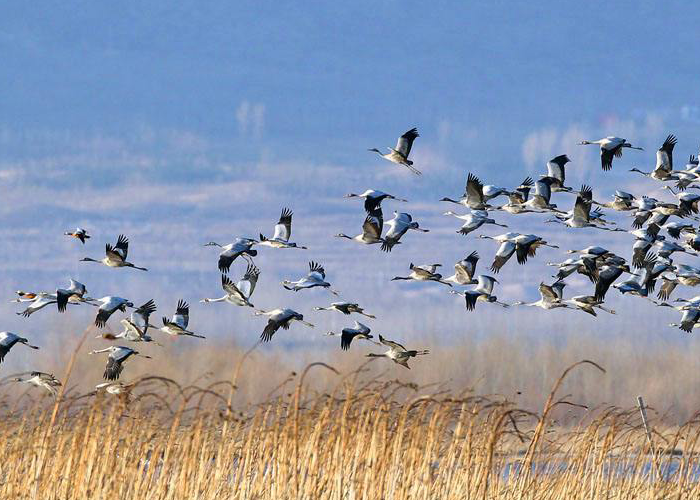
2, 359, 700, 499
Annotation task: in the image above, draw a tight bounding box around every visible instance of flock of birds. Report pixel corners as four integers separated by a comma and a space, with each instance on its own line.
3, 128, 700, 397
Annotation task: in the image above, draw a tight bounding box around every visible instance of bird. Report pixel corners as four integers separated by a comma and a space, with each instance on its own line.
81, 235, 147, 271
344, 190, 407, 214
548, 185, 624, 231
525, 177, 561, 212
365, 334, 429, 369
443, 209, 508, 236
258, 208, 307, 249
392, 263, 452, 286
94, 381, 134, 396
12, 372, 62, 396
326, 321, 374, 351
201, 264, 260, 307
16, 293, 59, 317
64, 227, 90, 244
11, 291, 40, 303
594, 190, 636, 211
204, 238, 258, 273
129, 299, 158, 337
313, 302, 376, 318
444, 251, 480, 285
630, 134, 678, 180
160, 300, 205, 339
545, 154, 573, 191
449, 275, 508, 310
513, 281, 571, 311
497, 177, 542, 214
91, 296, 134, 328
381, 212, 429, 252
578, 136, 643, 171
369, 127, 421, 175
0, 332, 39, 363
335, 213, 385, 245
282, 261, 338, 294
89, 346, 151, 381
97, 318, 162, 345
440, 173, 490, 210
255, 308, 314, 342
56, 279, 91, 312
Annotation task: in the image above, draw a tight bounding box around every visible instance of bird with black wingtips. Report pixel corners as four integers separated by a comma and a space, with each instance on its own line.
204, 237, 258, 274
89, 345, 151, 381
545, 154, 573, 192
160, 300, 205, 339
369, 127, 421, 175
392, 263, 452, 286
335, 211, 386, 245
13, 372, 62, 396
444, 251, 480, 285
90, 296, 133, 328
344, 189, 407, 214
443, 209, 508, 236
326, 321, 374, 351
254, 308, 314, 342
579, 136, 643, 171
201, 264, 260, 307
16, 293, 59, 317
314, 301, 376, 318
258, 208, 307, 249
449, 275, 508, 310
365, 334, 429, 369
381, 212, 429, 252
440, 173, 489, 210
630, 134, 678, 180
81, 234, 148, 271
64, 227, 90, 244
56, 279, 92, 312
0, 332, 39, 363
282, 261, 339, 294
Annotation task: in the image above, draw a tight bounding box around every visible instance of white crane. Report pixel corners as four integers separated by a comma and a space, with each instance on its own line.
56, 279, 91, 312
381, 212, 429, 252
578, 136, 643, 171
392, 263, 452, 286
254, 308, 314, 342
513, 281, 570, 310
91, 296, 133, 328
258, 208, 307, 249
204, 238, 258, 273
16, 293, 59, 317
344, 190, 407, 213
630, 135, 678, 180
313, 302, 376, 318
449, 275, 509, 310
97, 318, 162, 345
64, 227, 90, 244
201, 264, 260, 307
365, 334, 429, 369
81, 234, 148, 271
444, 251, 480, 285
547, 185, 624, 231
326, 321, 374, 351
443, 209, 508, 236
0, 332, 39, 363
89, 345, 151, 380
13, 372, 62, 396
160, 300, 205, 339
369, 127, 421, 175
440, 173, 489, 210
335, 214, 385, 245
282, 261, 338, 294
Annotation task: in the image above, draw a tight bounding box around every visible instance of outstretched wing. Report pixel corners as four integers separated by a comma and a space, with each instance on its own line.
363, 215, 383, 241
465, 173, 484, 204
237, 263, 261, 298
260, 319, 280, 342
378, 333, 406, 351
273, 208, 293, 242
573, 185, 592, 222
308, 261, 326, 280
395, 128, 419, 157
173, 300, 189, 329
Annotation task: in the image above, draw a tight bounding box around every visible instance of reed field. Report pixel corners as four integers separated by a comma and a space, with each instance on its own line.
3, 351, 700, 499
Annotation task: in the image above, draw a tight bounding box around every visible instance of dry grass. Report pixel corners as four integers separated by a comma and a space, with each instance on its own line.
2, 358, 700, 499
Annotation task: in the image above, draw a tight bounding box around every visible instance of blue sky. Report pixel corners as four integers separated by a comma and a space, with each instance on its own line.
1, 2, 700, 368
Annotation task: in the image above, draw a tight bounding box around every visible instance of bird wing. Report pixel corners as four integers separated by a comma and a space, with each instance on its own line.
395, 128, 419, 157
308, 261, 326, 281
362, 215, 383, 240
104, 356, 124, 381
133, 299, 157, 322
273, 208, 293, 241
547, 159, 565, 183
600, 148, 615, 171
594, 267, 623, 301
657, 277, 678, 301
573, 185, 592, 222
237, 263, 261, 298
476, 275, 496, 295
465, 173, 485, 205
222, 274, 247, 301
260, 319, 280, 342
121, 319, 144, 339
173, 300, 190, 329
534, 178, 552, 204
115, 234, 129, 259
539, 283, 558, 303
490, 241, 516, 273
655, 134, 677, 172
378, 334, 406, 351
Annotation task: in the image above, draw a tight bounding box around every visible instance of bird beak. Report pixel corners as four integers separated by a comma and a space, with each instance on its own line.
301, 321, 315, 328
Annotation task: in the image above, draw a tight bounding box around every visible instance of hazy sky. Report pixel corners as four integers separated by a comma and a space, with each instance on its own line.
1, 2, 700, 366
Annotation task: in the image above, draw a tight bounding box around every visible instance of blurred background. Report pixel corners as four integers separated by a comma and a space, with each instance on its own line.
1, 1, 699, 418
